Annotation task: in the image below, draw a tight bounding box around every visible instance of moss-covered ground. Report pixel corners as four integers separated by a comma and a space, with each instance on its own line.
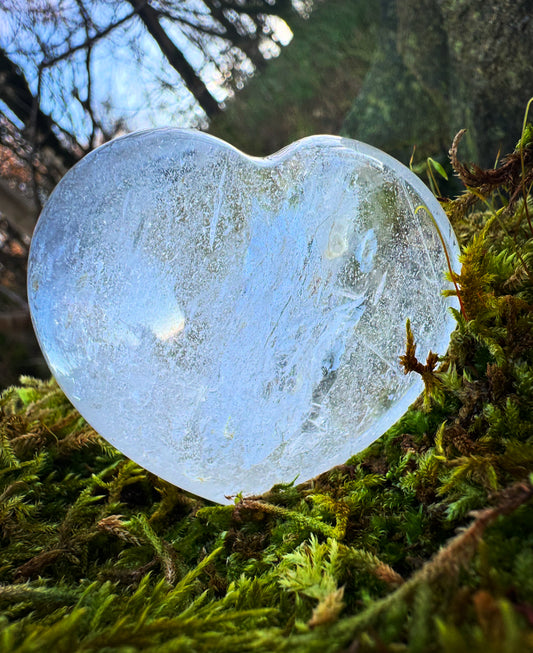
1, 128, 533, 651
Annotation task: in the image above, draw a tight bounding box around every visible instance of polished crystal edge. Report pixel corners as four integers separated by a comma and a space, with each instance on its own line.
28, 129, 461, 503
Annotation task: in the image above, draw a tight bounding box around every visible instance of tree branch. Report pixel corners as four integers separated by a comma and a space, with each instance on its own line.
202, 0, 265, 68
126, 0, 220, 117
40, 8, 137, 69
0, 48, 79, 171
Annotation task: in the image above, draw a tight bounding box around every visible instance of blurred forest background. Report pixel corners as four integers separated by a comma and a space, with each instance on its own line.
0, 0, 532, 388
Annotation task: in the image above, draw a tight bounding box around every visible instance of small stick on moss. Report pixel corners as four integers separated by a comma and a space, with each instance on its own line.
233, 499, 337, 538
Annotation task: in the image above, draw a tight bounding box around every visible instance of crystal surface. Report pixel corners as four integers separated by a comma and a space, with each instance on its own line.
28, 129, 460, 503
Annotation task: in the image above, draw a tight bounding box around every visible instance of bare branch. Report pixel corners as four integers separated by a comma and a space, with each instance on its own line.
0, 48, 80, 171
126, 0, 220, 117
40, 9, 137, 70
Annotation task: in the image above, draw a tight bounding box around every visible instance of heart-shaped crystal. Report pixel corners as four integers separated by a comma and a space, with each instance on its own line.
28, 129, 459, 503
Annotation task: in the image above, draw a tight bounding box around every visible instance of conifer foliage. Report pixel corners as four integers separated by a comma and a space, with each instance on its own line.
1, 127, 533, 651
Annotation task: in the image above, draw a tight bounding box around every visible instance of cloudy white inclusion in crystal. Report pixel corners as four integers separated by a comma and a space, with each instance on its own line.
28, 129, 460, 504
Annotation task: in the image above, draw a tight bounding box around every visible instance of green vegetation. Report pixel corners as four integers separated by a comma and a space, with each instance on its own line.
209, 0, 377, 156
1, 127, 532, 651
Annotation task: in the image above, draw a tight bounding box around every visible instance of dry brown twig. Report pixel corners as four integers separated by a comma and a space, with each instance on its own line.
449, 129, 533, 209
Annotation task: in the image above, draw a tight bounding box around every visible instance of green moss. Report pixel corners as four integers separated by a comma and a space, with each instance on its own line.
1, 132, 533, 651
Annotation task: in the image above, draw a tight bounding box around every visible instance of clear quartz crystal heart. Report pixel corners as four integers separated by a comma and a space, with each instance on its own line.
28, 129, 459, 503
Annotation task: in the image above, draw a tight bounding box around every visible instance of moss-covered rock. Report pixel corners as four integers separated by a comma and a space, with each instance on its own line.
343, 0, 533, 168
342, 0, 449, 165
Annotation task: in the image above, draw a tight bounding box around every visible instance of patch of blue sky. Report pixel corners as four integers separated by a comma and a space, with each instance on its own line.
0, 1, 293, 145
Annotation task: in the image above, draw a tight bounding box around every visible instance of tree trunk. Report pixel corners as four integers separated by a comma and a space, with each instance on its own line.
126, 0, 220, 117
